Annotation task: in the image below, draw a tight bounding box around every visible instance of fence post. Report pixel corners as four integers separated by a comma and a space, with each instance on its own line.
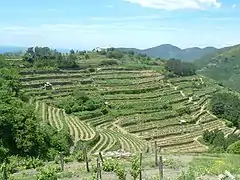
60, 152, 64, 171
84, 147, 90, 172
97, 156, 102, 180
158, 156, 163, 180
155, 141, 158, 166
2, 159, 7, 180
99, 152, 104, 163
139, 153, 143, 180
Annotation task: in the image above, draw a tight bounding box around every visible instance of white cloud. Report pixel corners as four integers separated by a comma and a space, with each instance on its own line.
125, 0, 221, 10
232, 4, 236, 8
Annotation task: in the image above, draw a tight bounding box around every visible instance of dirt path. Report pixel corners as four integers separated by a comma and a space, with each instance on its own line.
180, 90, 185, 97
111, 119, 129, 135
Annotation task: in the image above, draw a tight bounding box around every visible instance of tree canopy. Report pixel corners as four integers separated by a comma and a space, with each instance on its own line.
23, 46, 79, 69
165, 59, 196, 76
0, 56, 72, 161
211, 92, 240, 128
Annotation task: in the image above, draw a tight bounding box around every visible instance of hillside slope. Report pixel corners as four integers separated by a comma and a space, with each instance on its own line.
119, 44, 217, 61
196, 44, 240, 91
17, 57, 234, 154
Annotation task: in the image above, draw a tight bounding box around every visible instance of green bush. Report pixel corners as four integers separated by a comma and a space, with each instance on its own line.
37, 166, 59, 180
99, 59, 119, 66
225, 121, 234, 128
130, 155, 141, 180
177, 168, 196, 180
227, 140, 240, 154
24, 157, 44, 169
102, 158, 119, 172
75, 151, 85, 162
114, 165, 126, 180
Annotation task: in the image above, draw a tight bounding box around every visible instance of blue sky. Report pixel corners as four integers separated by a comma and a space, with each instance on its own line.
0, 0, 240, 49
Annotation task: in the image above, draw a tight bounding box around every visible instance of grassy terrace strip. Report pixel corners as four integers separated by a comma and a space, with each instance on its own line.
116, 132, 147, 153
95, 77, 162, 86
119, 110, 179, 127
125, 115, 192, 133
68, 116, 96, 140
63, 111, 78, 143
162, 141, 207, 153
103, 88, 177, 100
109, 94, 188, 107
143, 119, 228, 141
89, 129, 119, 153
20, 70, 158, 81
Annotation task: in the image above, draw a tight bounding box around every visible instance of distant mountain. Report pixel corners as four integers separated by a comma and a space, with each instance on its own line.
118, 44, 218, 61
195, 44, 240, 91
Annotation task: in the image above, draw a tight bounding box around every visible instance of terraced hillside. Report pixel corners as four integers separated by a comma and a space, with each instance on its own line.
20, 67, 235, 154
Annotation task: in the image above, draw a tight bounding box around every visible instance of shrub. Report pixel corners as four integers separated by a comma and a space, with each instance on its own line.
227, 140, 240, 154
99, 59, 118, 66
75, 151, 85, 162
130, 155, 141, 180
102, 158, 119, 172
177, 168, 196, 180
114, 165, 126, 180
37, 166, 59, 180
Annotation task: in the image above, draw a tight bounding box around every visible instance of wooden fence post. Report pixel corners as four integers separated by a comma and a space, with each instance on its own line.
2, 159, 7, 180
155, 141, 158, 166
99, 152, 104, 163
84, 147, 90, 172
60, 152, 64, 172
158, 156, 163, 180
97, 157, 102, 180
139, 153, 142, 180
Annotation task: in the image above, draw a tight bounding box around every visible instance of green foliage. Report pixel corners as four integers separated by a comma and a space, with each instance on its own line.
165, 59, 196, 77
37, 166, 59, 180
102, 158, 119, 172
57, 90, 104, 114
101, 158, 126, 180
75, 151, 84, 162
190, 155, 240, 175
114, 165, 126, 180
23, 157, 45, 169
177, 168, 196, 180
106, 50, 124, 59
23, 46, 79, 69
0, 57, 72, 160
203, 129, 239, 152
130, 155, 141, 180
211, 92, 240, 128
227, 140, 240, 154
196, 45, 240, 92
99, 59, 119, 66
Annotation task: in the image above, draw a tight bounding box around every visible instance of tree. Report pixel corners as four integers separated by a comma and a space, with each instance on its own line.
211, 92, 240, 128
0, 56, 73, 159
165, 59, 196, 76
106, 50, 124, 59
85, 54, 90, 60
227, 140, 240, 154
